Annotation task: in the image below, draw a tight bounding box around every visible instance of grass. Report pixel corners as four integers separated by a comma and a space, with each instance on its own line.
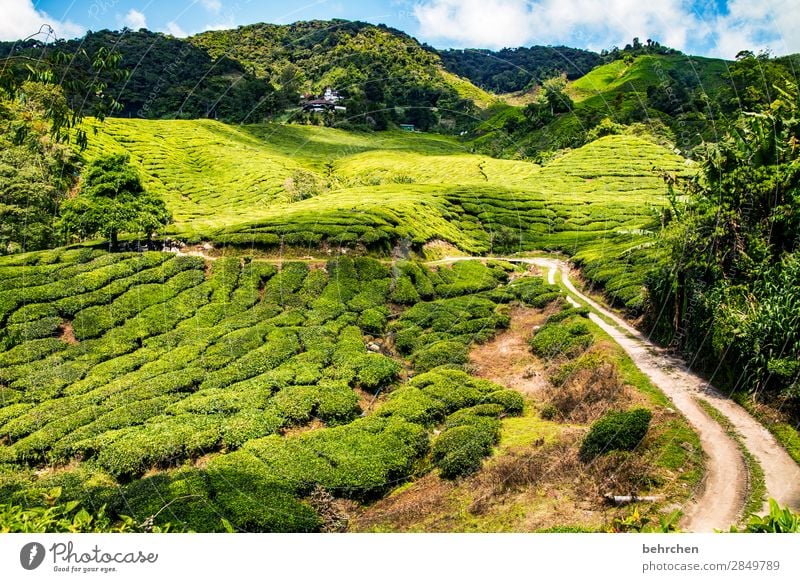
498, 399, 563, 451
732, 392, 800, 467
696, 398, 767, 521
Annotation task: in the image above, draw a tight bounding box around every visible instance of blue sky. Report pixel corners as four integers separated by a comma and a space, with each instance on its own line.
2, 0, 798, 58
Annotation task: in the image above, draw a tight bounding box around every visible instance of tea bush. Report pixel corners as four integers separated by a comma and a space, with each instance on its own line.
579, 408, 653, 461
0, 249, 563, 530
432, 424, 496, 479
411, 340, 470, 372
529, 317, 594, 359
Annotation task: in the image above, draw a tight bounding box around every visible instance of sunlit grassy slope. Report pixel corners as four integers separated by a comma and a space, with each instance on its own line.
471, 54, 731, 155
568, 54, 729, 105
84, 118, 692, 308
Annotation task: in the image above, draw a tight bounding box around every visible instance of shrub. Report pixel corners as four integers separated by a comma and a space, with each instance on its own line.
529, 321, 593, 359
271, 385, 318, 425
377, 386, 446, 425
444, 403, 503, 421
348, 280, 390, 312
539, 403, 558, 420
356, 353, 400, 389
205, 452, 320, 532
221, 409, 285, 449
484, 390, 525, 414
114, 468, 220, 532
509, 277, 559, 306
579, 408, 653, 462
2, 316, 62, 349
390, 275, 420, 305
547, 306, 591, 324
396, 261, 435, 299
528, 291, 560, 308
392, 324, 423, 354
358, 307, 388, 335
262, 262, 308, 306
735, 499, 800, 533
411, 340, 469, 372
432, 425, 496, 479
0, 495, 132, 533
435, 261, 500, 297
208, 257, 241, 303
444, 409, 502, 440
93, 414, 223, 477
315, 381, 360, 425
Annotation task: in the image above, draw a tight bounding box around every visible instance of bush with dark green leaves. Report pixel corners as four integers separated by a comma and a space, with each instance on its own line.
113, 468, 221, 532
484, 389, 525, 414
205, 452, 321, 532
434, 261, 503, 297
358, 307, 388, 334
579, 408, 653, 461
390, 275, 420, 305
529, 319, 593, 359
411, 340, 469, 372
356, 353, 400, 389
507, 277, 561, 306
432, 424, 497, 479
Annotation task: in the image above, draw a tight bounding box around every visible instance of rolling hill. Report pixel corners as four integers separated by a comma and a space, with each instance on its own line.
0, 20, 494, 130
470, 53, 732, 156
80, 117, 691, 309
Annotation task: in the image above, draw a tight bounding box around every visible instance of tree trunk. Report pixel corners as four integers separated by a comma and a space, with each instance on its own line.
110, 229, 118, 251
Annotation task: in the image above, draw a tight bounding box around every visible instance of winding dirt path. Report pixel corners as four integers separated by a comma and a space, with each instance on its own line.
433, 256, 800, 532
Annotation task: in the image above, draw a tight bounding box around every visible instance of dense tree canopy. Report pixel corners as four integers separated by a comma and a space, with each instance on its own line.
59, 154, 171, 249
438, 46, 602, 93
0, 82, 77, 254
647, 80, 800, 400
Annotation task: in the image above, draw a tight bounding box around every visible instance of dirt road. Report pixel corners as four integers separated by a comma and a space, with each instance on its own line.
434, 256, 800, 531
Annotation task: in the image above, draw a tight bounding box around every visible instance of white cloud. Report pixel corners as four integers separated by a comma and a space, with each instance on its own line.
164, 21, 188, 38
414, 0, 701, 51
124, 9, 148, 31
414, 0, 534, 48
201, 0, 223, 12
0, 0, 84, 41
413, 0, 800, 58
707, 0, 800, 57
202, 17, 236, 32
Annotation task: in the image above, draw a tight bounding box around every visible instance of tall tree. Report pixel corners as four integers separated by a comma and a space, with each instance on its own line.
59, 154, 171, 250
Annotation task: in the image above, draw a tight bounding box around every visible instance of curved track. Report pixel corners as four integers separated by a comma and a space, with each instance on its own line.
435, 256, 800, 531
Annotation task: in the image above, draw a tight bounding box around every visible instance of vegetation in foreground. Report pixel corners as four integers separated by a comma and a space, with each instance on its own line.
352, 298, 703, 532
0, 255, 566, 531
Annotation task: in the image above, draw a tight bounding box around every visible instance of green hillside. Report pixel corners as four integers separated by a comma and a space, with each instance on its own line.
0, 250, 568, 531
471, 53, 732, 156
81, 118, 690, 309
0, 21, 492, 131
438, 46, 602, 93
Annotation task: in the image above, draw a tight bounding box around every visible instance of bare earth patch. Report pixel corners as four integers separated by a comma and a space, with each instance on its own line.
58, 321, 78, 345
469, 306, 549, 396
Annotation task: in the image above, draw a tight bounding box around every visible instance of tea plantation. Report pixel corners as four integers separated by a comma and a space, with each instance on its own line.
0, 251, 561, 531
81, 119, 692, 310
